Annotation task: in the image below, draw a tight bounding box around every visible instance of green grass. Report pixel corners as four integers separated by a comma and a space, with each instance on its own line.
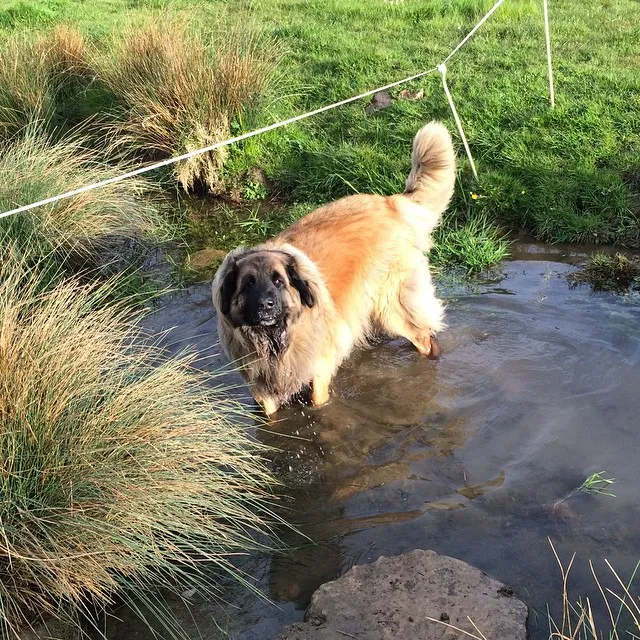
555, 471, 617, 508
431, 211, 511, 274
0, 0, 638, 265
0, 251, 280, 639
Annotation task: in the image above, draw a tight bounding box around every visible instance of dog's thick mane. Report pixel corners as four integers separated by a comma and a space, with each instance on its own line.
213, 244, 337, 403
240, 320, 289, 359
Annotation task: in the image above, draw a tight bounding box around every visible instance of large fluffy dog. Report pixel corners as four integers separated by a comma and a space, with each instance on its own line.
212, 121, 456, 415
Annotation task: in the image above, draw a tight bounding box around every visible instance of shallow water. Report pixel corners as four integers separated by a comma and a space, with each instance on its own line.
119, 250, 640, 639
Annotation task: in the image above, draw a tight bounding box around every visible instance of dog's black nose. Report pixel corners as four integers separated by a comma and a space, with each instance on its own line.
259, 296, 275, 310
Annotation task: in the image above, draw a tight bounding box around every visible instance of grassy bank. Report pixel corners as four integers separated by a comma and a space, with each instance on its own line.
0, 0, 637, 275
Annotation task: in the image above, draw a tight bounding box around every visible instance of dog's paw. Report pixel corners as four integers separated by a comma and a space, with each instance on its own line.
428, 335, 441, 359
257, 396, 280, 417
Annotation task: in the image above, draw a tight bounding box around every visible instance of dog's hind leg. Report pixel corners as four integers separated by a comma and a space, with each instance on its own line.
381, 257, 444, 358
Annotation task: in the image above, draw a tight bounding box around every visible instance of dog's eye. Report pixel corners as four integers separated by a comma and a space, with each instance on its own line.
272, 273, 284, 288
244, 276, 255, 290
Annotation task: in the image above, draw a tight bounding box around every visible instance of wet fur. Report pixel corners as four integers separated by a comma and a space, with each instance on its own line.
212, 121, 456, 415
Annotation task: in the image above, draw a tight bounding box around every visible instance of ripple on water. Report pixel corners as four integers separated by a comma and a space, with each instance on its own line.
112, 257, 640, 640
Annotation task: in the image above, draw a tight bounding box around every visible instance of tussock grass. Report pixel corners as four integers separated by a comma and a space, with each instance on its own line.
0, 126, 168, 272
431, 212, 510, 274
99, 15, 281, 192
0, 252, 279, 638
0, 25, 92, 138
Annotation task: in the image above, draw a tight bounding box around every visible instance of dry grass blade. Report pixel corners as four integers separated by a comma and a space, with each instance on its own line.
0, 252, 281, 638
99, 14, 281, 193
547, 539, 640, 640
605, 560, 640, 630
549, 537, 577, 638
424, 615, 486, 639
590, 559, 618, 639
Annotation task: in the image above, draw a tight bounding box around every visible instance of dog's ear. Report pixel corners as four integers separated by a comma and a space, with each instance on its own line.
218, 259, 238, 316
286, 258, 315, 308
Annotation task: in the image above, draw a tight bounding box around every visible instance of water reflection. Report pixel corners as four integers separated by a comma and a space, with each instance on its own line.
112, 255, 640, 640
259, 260, 640, 638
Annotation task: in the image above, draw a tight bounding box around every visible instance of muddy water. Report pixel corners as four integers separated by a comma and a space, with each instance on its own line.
127, 248, 640, 639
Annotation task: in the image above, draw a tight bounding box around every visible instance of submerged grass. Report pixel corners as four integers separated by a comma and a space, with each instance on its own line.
99, 14, 281, 193
567, 252, 640, 292
0, 252, 280, 638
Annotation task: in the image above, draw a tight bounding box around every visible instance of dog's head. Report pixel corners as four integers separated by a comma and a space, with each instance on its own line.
213, 248, 315, 329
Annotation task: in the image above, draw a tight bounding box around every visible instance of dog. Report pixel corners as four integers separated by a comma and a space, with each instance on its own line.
212, 121, 456, 416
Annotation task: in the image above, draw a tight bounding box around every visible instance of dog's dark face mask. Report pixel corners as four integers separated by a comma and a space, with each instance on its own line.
217, 250, 315, 347
239, 266, 285, 327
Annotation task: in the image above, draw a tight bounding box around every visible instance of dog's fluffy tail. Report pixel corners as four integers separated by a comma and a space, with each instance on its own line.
404, 121, 456, 216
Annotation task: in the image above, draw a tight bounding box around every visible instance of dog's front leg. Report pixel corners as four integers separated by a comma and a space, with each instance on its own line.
253, 392, 280, 416
261, 396, 280, 416
311, 360, 333, 406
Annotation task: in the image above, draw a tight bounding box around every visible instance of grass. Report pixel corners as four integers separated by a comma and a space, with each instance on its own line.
431, 210, 511, 274
0, 25, 93, 138
575, 472, 617, 498
0, 125, 169, 277
0, 251, 280, 639
423, 540, 640, 640
211, 0, 639, 249
567, 252, 640, 292
547, 540, 640, 640
0, 0, 636, 270
98, 14, 281, 193
554, 472, 617, 512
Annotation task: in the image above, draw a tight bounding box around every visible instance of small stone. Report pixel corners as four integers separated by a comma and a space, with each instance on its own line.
187, 248, 228, 282
365, 91, 393, 114
440, 612, 450, 622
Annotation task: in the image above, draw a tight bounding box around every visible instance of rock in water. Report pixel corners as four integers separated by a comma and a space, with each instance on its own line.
275, 549, 527, 639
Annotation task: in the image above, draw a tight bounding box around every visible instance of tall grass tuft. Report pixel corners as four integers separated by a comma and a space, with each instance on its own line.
547, 540, 640, 640
0, 26, 92, 138
0, 125, 168, 272
431, 213, 511, 274
0, 252, 279, 638
99, 15, 281, 192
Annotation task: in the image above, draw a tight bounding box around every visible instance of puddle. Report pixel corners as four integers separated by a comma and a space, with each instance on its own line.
114, 253, 640, 639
